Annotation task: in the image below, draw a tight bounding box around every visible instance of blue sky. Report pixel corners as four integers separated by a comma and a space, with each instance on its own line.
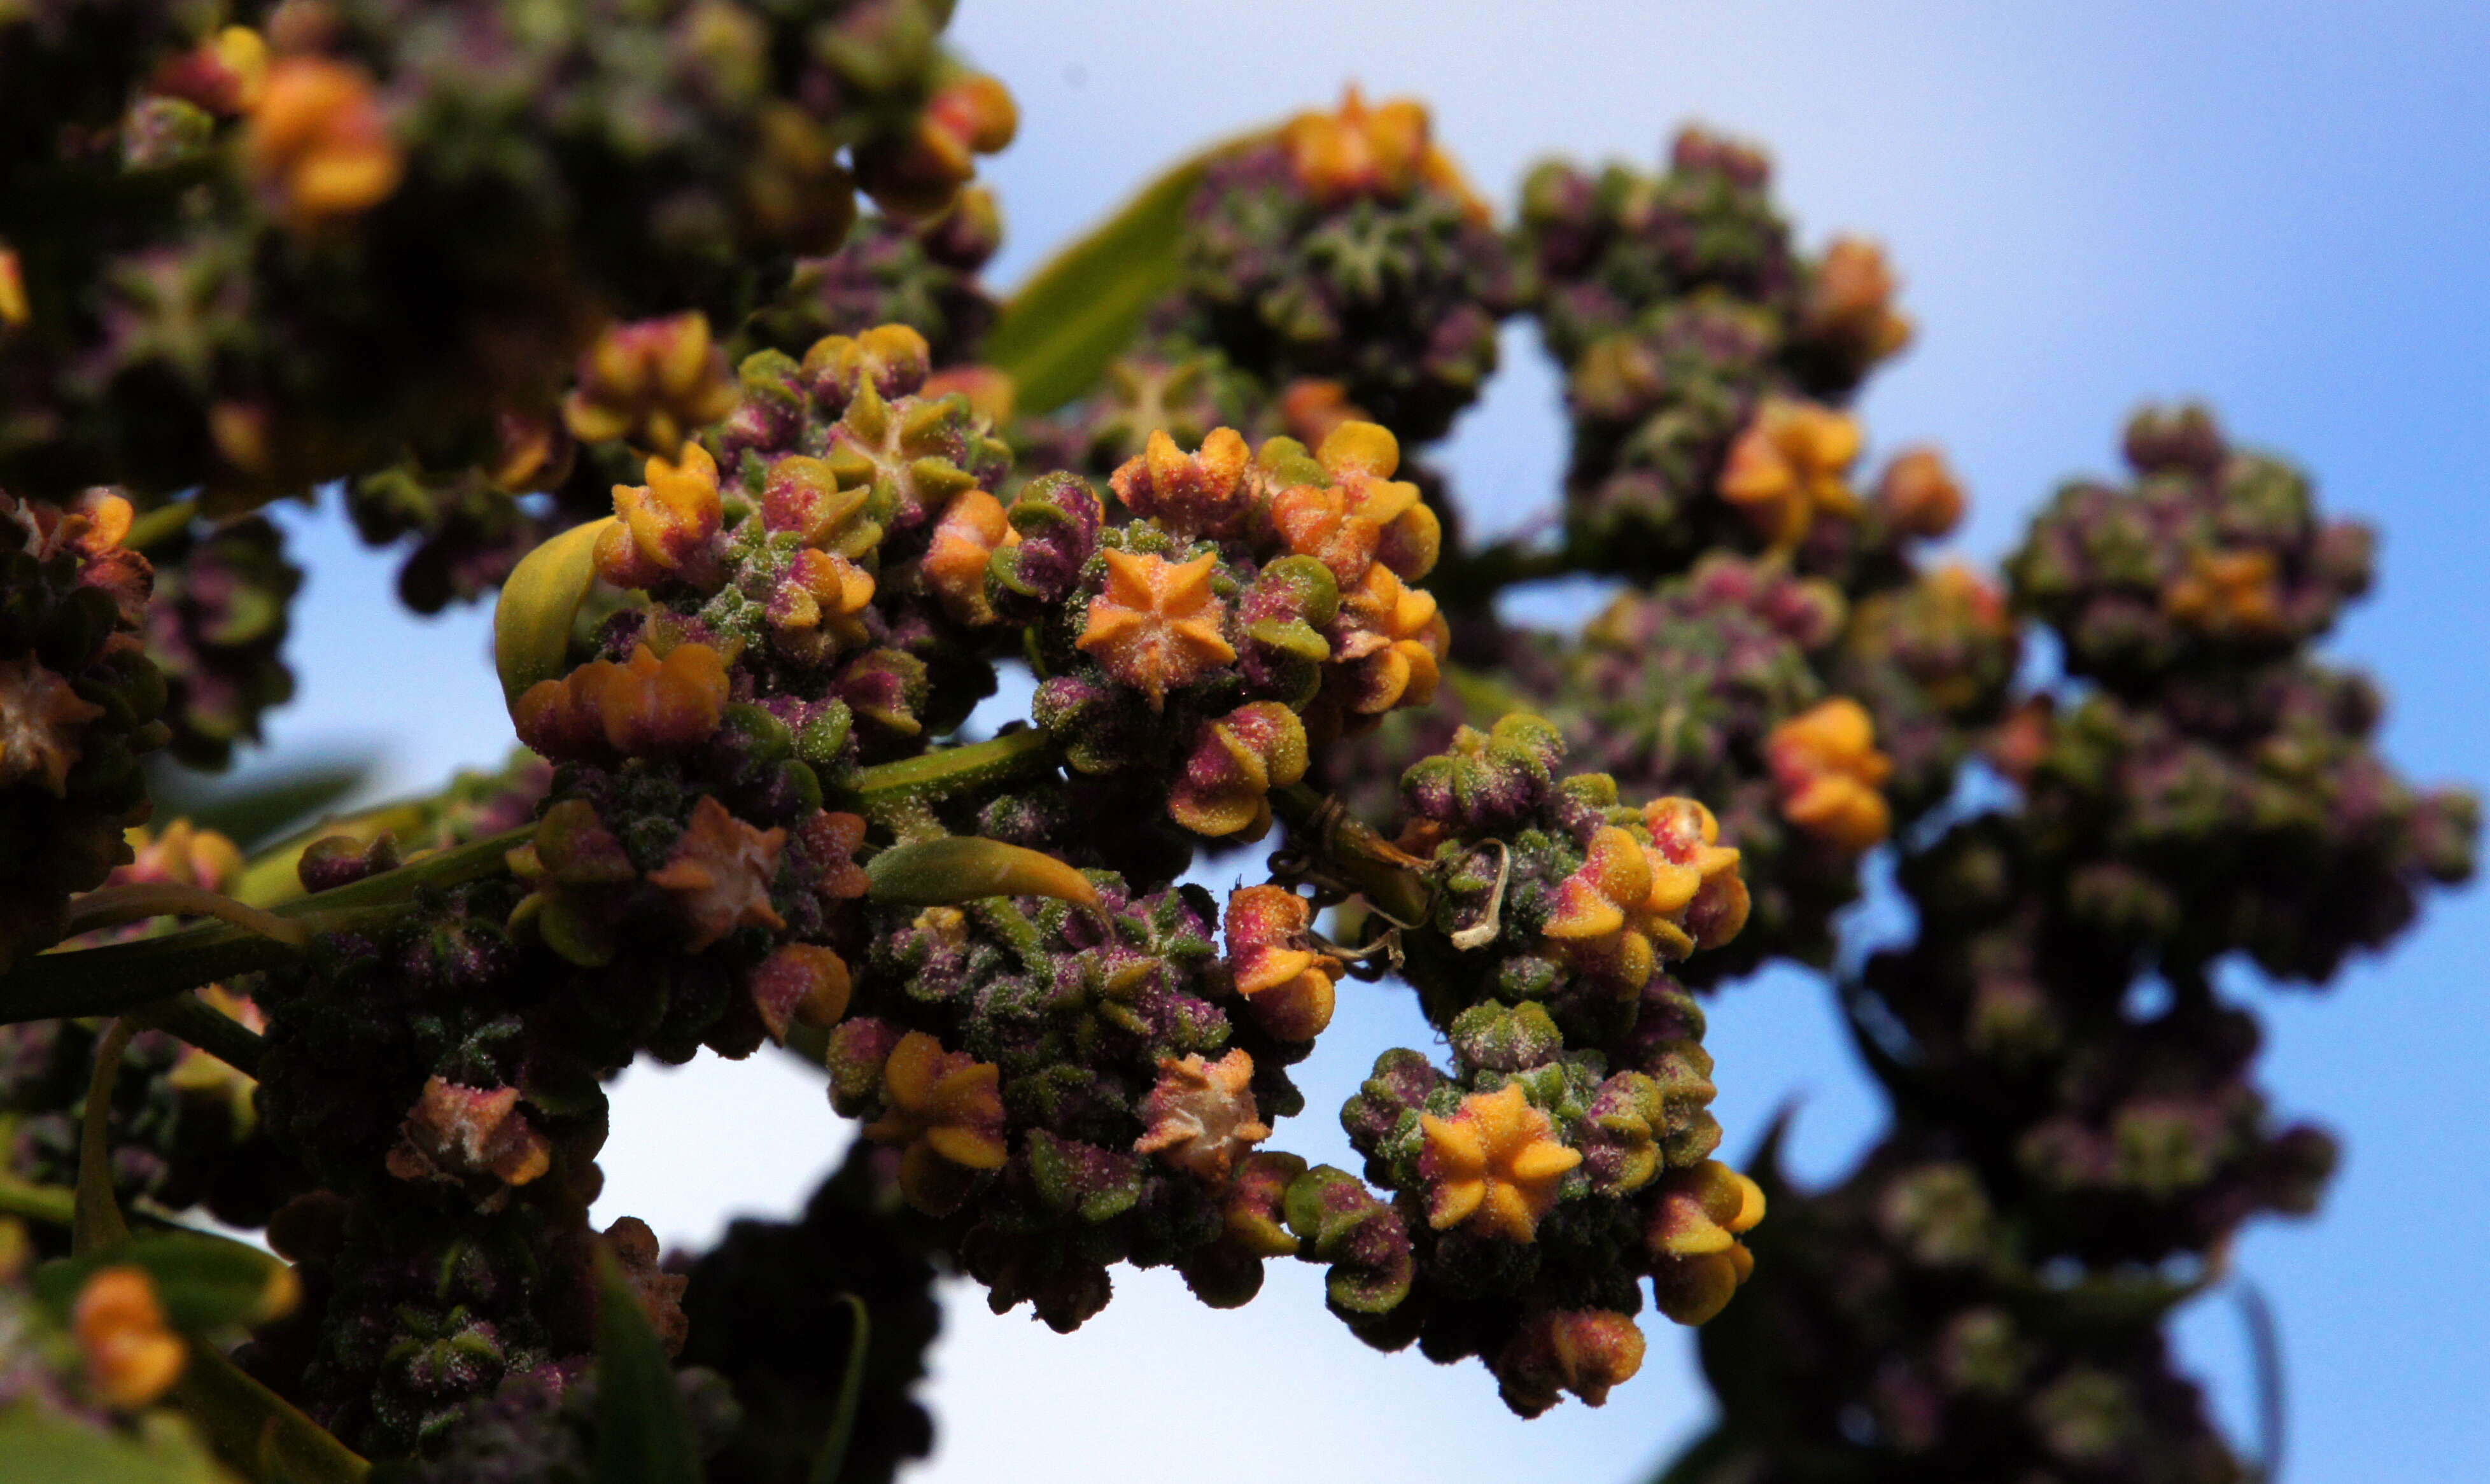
250, 4, 2489, 1480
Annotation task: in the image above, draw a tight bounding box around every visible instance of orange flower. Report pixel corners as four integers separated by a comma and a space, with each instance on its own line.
2163, 548, 2286, 638
1168, 702, 1309, 839
1717, 397, 1864, 547
920, 488, 1015, 625
118, 820, 244, 891
1640, 797, 1752, 954
1495, 1308, 1648, 1414
1875, 445, 1966, 539
596, 441, 725, 590
1645, 1160, 1767, 1324
1076, 548, 1235, 708
766, 547, 877, 662
862, 1031, 1008, 1215
1283, 87, 1485, 217
385, 1077, 553, 1196
1419, 1083, 1582, 1242
1330, 563, 1448, 717
1265, 421, 1442, 583
0, 246, 25, 326
647, 795, 787, 951
1802, 237, 1914, 366
1110, 427, 1254, 540
0, 654, 104, 796
1134, 1049, 1272, 1182
564, 312, 739, 456
1766, 698, 1893, 851
245, 58, 402, 223
747, 943, 852, 1042
1222, 885, 1344, 1042
514, 642, 729, 761
74, 1267, 186, 1410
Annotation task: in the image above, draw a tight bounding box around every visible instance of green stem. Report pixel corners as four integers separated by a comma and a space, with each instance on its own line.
73, 1018, 137, 1255
0, 1169, 76, 1226
0, 825, 530, 1026
131, 993, 268, 1079
848, 729, 1057, 811
1270, 785, 1435, 927
808, 1293, 873, 1484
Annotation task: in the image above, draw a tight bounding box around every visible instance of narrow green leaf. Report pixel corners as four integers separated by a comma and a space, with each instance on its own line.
0, 1404, 231, 1484
171, 1346, 369, 1484
806, 1294, 871, 1484
146, 757, 379, 855
983, 129, 1270, 414
594, 1244, 703, 1484
865, 837, 1099, 908
73, 1019, 136, 1256
494, 515, 615, 708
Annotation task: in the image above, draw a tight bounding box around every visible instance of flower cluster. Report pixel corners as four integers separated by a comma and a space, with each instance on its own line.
0, 0, 1008, 498
1151, 88, 1521, 445
1519, 126, 1920, 577
139, 512, 301, 767
0, 487, 164, 967
1321, 715, 1759, 1413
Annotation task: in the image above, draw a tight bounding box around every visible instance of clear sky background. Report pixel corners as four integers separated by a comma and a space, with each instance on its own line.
239, 4, 2488, 1480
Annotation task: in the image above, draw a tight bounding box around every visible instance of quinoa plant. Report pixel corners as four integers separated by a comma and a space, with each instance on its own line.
0, 10, 2470, 1483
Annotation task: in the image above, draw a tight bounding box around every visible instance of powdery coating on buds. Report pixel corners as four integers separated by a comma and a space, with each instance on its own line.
1135, 1049, 1273, 1180
861, 1032, 1009, 1217
1076, 549, 1236, 710
1645, 1159, 1766, 1324
73, 1266, 187, 1410
921, 489, 1015, 624
1767, 697, 1893, 851
1169, 702, 1309, 839
596, 443, 726, 591
514, 643, 729, 761
565, 314, 740, 456
648, 795, 788, 951
1223, 885, 1345, 1042
1717, 397, 1864, 548
244, 58, 403, 224
1418, 1082, 1584, 1241
1267, 423, 1443, 585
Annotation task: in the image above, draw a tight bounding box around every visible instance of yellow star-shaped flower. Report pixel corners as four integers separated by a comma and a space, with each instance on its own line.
1076, 548, 1236, 709
1419, 1082, 1583, 1242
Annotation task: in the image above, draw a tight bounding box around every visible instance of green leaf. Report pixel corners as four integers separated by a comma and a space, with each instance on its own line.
494, 516, 616, 708
594, 1244, 703, 1484
983, 129, 1270, 414
865, 837, 1099, 908
170, 1346, 369, 1484
36, 1231, 297, 1333
0, 1404, 232, 1484
145, 757, 379, 855
805, 1294, 871, 1484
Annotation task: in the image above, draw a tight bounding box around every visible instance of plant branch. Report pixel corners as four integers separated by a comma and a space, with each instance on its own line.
0, 825, 531, 1026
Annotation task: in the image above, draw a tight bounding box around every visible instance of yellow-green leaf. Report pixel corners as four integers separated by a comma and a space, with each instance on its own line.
865, 837, 1100, 908
983, 129, 1271, 415
493, 517, 615, 709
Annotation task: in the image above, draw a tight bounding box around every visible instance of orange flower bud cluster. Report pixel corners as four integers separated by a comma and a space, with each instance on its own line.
920, 488, 1016, 625
1717, 396, 1864, 547
1283, 86, 1484, 217
1875, 445, 1967, 540
2162, 547, 2287, 639
1493, 1307, 1649, 1417
1542, 798, 1750, 993
1222, 885, 1344, 1042
73, 1266, 187, 1410
1645, 1159, 1766, 1324
747, 942, 853, 1042
514, 642, 729, 761
596, 442, 726, 591
386, 1077, 554, 1203
564, 313, 739, 456
1766, 697, 1894, 851
1801, 237, 1915, 369
855, 73, 1018, 218
861, 1030, 1008, 1215
245, 58, 403, 224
